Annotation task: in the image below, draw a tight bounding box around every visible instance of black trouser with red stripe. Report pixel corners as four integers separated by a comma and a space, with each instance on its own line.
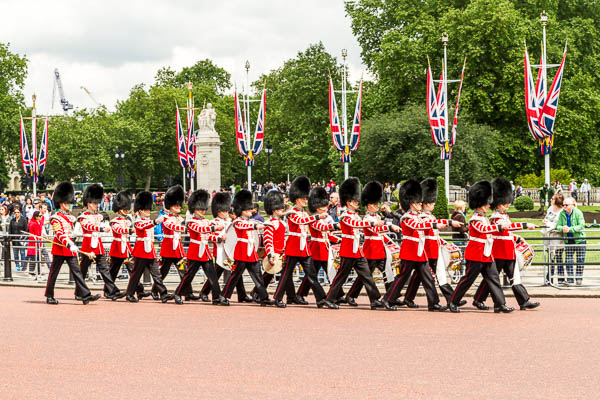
275, 256, 325, 302
327, 256, 381, 302
449, 260, 506, 307
404, 259, 454, 304
45, 255, 91, 299
223, 261, 267, 301
346, 258, 391, 299
261, 271, 295, 299
297, 259, 344, 298
127, 257, 167, 297
152, 257, 183, 295
473, 259, 529, 306
107, 256, 145, 296
384, 260, 439, 306
201, 264, 248, 301
176, 260, 221, 299
77, 254, 119, 297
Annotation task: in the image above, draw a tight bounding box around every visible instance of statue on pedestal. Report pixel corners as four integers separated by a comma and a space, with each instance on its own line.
197, 103, 217, 133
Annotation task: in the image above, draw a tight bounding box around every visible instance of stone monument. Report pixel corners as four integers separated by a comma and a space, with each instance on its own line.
195, 103, 222, 193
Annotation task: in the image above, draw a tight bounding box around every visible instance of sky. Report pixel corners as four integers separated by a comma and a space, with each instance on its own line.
0, 0, 367, 114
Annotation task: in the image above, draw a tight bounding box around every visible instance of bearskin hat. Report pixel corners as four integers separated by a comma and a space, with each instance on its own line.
421, 178, 438, 204
399, 179, 422, 212
211, 192, 231, 218
83, 184, 103, 206
112, 191, 131, 213
308, 186, 330, 213
289, 175, 311, 202
340, 177, 361, 206
491, 177, 513, 209
232, 189, 253, 217
264, 190, 285, 215
134, 191, 153, 212
361, 181, 383, 206
468, 180, 493, 210
53, 182, 74, 205
164, 185, 184, 209
188, 189, 210, 212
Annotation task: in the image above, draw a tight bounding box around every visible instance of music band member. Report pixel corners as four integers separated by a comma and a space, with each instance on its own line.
297, 186, 342, 303
174, 189, 228, 305
76, 184, 124, 301
221, 189, 273, 306
199, 192, 252, 303
448, 180, 514, 313
45, 182, 100, 305
126, 191, 173, 303
326, 177, 395, 310
153, 185, 186, 299
345, 181, 400, 306
108, 191, 151, 299
383, 179, 448, 311
471, 177, 540, 311
402, 178, 464, 308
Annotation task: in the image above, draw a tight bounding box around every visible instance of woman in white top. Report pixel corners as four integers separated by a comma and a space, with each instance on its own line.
24, 198, 35, 220
543, 193, 565, 284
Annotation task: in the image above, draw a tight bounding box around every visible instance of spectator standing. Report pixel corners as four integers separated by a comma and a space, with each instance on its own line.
26, 211, 42, 275
542, 193, 565, 285
38, 203, 52, 270
569, 179, 578, 201
450, 200, 469, 245
9, 208, 28, 271
556, 197, 586, 285
384, 183, 392, 202
0, 204, 10, 234
24, 198, 35, 220
515, 184, 523, 198
250, 203, 264, 223
327, 192, 340, 222
580, 179, 591, 206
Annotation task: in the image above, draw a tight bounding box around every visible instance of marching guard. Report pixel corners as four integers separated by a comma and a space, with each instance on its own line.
174, 190, 228, 305
153, 185, 186, 299
383, 179, 448, 311
76, 184, 124, 301
199, 191, 252, 303
272, 176, 337, 309
325, 177, 395, 310
471, 178, 540, 311
448, 180, 514, 313
108, 191, 151, 299
402, 178, 464, 308
296, 186, 341, 303
45, 182, 100, 305
221, 189, 273, 306
345, 181, 400, 306
126, 191, 173, 303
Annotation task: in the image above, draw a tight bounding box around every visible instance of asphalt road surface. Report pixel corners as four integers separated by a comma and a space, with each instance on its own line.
1, 287, 598, 399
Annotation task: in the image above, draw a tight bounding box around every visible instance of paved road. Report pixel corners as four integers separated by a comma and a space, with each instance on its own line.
1, 287, 598, 399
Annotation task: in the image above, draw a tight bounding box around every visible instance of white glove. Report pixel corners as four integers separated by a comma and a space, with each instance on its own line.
69, 244, 79, 253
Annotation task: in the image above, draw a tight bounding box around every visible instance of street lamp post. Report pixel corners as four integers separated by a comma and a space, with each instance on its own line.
115, 149, 125, 191
265, 139, 273, 183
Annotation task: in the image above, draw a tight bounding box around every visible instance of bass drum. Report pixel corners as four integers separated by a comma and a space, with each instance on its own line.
222, 223, 260, 271
439, 242, 464, 284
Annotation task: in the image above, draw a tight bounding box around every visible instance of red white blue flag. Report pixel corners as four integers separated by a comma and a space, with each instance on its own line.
450, 58, 466, 147
235, 91, 249, 157
524, 48, 544, 140
37, 119, 48, 176
436, 67, 447, 149
252, 88, 266, 155
329, 77, 344, 152
175, 104, 188, 169
186, 108, 195, 171
348, 79, 362, 152
19, 115, 32, 176
539, 42, 567, 137
426, 60, 443, 147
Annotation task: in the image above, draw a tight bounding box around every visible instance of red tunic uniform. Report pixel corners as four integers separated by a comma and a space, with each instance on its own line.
109, 216, 132, 258
490, 211, 527, 260
421, 211, 447, 260
78, 210, 105, 255
399, 210, 448, 262
308, 220, 339, 261
132, 217, 156, 259
233, 218, 259, 262
464, 211, 500, 263
362, 212, 392, 260
263, 217, 286, 257
50, 211, 77, 257
285, 206, 317, 258
160, 212, 185, 258
339, 210, 371, 258
187, 216, 218, 262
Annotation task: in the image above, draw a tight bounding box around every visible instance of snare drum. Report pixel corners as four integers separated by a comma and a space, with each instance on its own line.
441, 242, 463, 271
515, 240, 534, 271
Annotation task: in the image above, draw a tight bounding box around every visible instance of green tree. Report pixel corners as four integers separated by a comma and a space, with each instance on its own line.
432, 176, 449, 219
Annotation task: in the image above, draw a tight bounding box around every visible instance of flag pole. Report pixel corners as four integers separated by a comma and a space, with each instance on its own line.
341, 49, 349, 180
541, 11, 550, 187
245, 60, 252, 192
31, 94, 37, 198
442, 34, 450, 201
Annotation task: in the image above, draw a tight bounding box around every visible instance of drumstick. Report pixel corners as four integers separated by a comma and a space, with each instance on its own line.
22, 231, 96, 260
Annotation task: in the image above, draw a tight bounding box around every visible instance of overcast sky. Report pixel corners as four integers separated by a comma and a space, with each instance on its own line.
0, 0, 366, 114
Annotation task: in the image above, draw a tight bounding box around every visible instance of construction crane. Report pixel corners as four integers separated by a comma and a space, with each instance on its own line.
52, 68, 73, 113
80, 86, 99, 106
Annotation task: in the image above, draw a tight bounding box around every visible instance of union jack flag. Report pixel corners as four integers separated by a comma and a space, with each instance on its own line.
348, 79, 362, 153
329, 76, 344, 152
524, 48, 545, 140
252, 88, 266, 155
436, 67, 447, 147
19, 115, 32, 176
37, 119, 48, 176
539, 42, 567, 137
234, 91, 249, 157
175, 105, 188, 169
186, 108, 195, 170
426, 60, 443, 147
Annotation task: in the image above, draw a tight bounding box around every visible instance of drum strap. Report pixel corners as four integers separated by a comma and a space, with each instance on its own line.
237, 237, 254, 257
341, 233, 360, 254
311, 237, 329, 243
402, 235, 425, 257
470, 236, 493, 257
190, 238, 208, 258
364, 236, 383, 240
